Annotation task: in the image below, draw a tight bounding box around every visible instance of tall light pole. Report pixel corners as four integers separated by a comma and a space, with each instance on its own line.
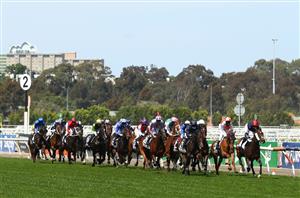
272, 39, 278, 95
208, 85, 212, 125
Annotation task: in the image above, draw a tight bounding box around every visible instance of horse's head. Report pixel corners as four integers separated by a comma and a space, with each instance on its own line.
199, 124, 207, 137
122, 126, 133, 140
197, 127, 206, 150
96, 125, 107, 141
104, 123, 113, 136
254, 128, 265, 143
226, 129, 236, 153
39, 126, 47, 136
55, 124, 63, 135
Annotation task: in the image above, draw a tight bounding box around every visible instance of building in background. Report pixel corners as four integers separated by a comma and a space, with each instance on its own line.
0, 42, 104, 74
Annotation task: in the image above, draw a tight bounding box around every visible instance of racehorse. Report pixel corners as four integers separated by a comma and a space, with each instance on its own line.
180, 132, 199, 175
144, 128, 166, 169
84, 123, 107, 166
49, 124, 63, 163
210, 129, 237, 175
60, 128, 79, 164
104, 122, 113, 164
236, 128, 265, 177
192, 125, 209, 174
76, 125, 85, 163
111, 126, 133, 167
28, 126, 48, 163
164, 123, 181, 171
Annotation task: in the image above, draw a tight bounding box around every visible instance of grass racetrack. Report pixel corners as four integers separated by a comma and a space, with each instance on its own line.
0, 157, 299, 198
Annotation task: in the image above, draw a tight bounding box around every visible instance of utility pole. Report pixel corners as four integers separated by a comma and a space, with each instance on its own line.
210, 85, 212, 125
272, 39, 278, 95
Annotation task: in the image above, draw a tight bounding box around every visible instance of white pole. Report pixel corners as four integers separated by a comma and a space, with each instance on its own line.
28, 95, 31, 133
272, 39, 278, 95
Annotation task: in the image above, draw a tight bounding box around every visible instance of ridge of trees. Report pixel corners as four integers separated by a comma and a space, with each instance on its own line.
1, 58, 299, 126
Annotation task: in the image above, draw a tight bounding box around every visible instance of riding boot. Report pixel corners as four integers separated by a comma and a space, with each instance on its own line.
242, 140, 248, 150
179, 138, 187, 153
132, 137, 137, 150
173, 139, 179, 152
112, 135, 119, 148
62, 135, 67, 144
32, 133, 36, 143
215, 141, 220, 153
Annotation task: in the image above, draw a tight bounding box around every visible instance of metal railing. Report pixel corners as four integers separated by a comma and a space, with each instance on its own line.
1, 125, 300, 141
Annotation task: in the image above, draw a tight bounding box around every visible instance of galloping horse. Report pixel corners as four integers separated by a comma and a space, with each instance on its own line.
104, 122, 113, 164
210, 129, 237, 175
180, 132, 199, 175
84, 123, 107, 166
76, 126, 85, 163
49, 124, 63, 163
164, 123, 181, 171
236, 128, 265, 177
193, 125, 209, 174
28, 126, 48, 163
145, 128, 166, 168
60, 127, 79, 164
111, 126, 133, 167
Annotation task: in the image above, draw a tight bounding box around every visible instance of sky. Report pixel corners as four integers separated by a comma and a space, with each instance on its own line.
0, 0, 299, 77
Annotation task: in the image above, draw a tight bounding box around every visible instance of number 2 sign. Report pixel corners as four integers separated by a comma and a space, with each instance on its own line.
19, 74, 32, 91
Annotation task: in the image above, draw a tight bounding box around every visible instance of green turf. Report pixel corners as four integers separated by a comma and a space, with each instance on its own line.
0, 157, 299, 198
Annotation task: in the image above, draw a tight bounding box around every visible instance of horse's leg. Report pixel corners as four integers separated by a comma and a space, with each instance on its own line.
92, 151, 96, 167
181, 155, 186, 174
257, 158, 262, 177
191, 157, 196, 171
107, 145, 111, 164
231, 153, 237, 173
51, 148, 56, 163
185, 155, 191, 176
166, 153, 171, 171
212, 154, 218, 175
217, 156, 223, 175
238, 156, 245, 173
246, 159, 251, 173
135, 150, 139, 167
203, 155, 208, 175
112, 149, 117, 167
251, 160, 255, 176
68, 150, 72, 164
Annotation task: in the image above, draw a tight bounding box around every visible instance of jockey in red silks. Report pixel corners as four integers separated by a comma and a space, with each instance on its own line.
238, 119, 261, 149
63, 117, 78, 143
132, 118, 149, 150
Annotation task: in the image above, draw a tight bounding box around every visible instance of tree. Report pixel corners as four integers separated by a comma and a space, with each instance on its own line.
5, 64, 27, 79
192, 109, 209, 122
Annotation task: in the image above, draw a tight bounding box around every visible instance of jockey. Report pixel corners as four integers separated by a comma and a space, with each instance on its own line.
143, 114, 165, 149
165, 116, 180, 136
50, 118, 65, 133
104, 119, 111, 125
133, 118, 149, 150
92, 119, 104, 134
216, 117, 233, 152
34, 117, 46, 134
174, 120, 190, 152
88, 119, 105, 145
112, 118, 133, 148
179, 120, 198, 153
197, 119, 206, 127
238, 119, 261, 149
63, 117, 78, 143
32, 117, 46, 141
